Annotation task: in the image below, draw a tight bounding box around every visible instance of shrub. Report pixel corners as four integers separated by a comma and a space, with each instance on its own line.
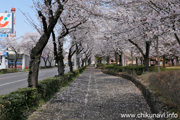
103, 65, 114, 70
103, 65, 144, 75
38, 77, 62, 100
0, 88, 37, 120
97, 64, 104, 68
74, 70, 79, 76
7, 68, 18, 73
149, 66, 166, 72
0, 69, 8, 74
134, 66, 144, 75
0, 68, 19, 74
149, 70, 180, 109
79, 66, 87, 73
114, 66, 124, 72
64, 72, 74, 82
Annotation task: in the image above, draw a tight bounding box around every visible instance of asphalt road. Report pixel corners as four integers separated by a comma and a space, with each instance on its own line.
0, 67, 70, 95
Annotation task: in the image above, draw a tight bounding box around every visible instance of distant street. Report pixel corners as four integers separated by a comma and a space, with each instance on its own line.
0, 67, 69, 95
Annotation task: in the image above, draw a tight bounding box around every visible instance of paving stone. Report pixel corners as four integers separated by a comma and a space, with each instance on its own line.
28, 67, 152, 120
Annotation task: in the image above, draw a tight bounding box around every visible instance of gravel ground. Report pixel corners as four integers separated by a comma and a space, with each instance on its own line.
28, 67, 152, 120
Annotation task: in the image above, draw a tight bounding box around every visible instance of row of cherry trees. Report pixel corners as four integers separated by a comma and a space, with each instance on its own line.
24, 0, 96, 87
1, 0, 180, 87
90, 0, 180, 72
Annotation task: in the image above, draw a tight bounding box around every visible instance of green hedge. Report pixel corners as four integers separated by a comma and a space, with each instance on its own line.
103, 65, 144, 75
0, 68, 19, 74
0, 88, 37, 120
149, 66, 166, 72
38, 77, 62, 100
0, 69, 8, 74
103, 64, 169, 75
0, 66, 87, 120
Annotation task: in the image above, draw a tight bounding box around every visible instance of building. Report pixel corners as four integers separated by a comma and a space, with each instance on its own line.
0, 49, 55, 70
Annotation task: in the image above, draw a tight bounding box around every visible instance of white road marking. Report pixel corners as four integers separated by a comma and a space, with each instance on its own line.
83, 73, 92, 120
0, 74, 46, 87
85, 74, 91, 106
0, 79, 26, 87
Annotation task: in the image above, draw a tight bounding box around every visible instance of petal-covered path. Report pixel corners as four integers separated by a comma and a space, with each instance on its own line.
29, 67, 152, 120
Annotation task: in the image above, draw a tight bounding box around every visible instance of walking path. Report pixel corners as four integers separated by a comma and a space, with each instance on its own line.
29, 67, 152, 120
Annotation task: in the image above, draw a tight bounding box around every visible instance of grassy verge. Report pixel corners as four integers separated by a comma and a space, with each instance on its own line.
0, 66, 87, 120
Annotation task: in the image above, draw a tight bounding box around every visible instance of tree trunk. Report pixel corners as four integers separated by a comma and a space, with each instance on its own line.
81, 59, 85, 67
27, 3, 64, 88
27, 54, 41, 87
52, 31, 65, 76
128, 39, 151, 71
174, 33, 180, 46
88, 58, 91, 65
106, 56, 110, 65
131, 51, 133, 65
57, 41, 65, 76
68, 55, 73, 73
77, 58, 80, 69
27, 33, 51, 88
140, 57, 143, 65
144, 41, 151, 71
119, 54, 122, 66
98, 58, 102, 64
14, 53, 18, 69
163, 55, 166, 68
155, 38, 160, 72
68, 48, 74, 73
115, 52, 118, 64
136, 57, 138, 66
176, 56, 179, 66
171, 58, 174, 66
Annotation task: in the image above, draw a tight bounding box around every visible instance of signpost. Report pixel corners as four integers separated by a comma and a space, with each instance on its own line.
0, 52, 7, 56
0, 8, 16, 37
0, 8, 16, 70
0, 13, 14, 33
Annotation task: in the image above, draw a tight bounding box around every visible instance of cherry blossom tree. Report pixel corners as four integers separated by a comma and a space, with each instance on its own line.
0, 37, 21, 69
26, 0, 67, 88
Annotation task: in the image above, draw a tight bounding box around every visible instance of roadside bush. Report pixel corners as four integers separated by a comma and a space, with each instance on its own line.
97, 64, 104, 68
74, 70, 79, 76
149, 70, 180, 109
124, 66, 135, 74
0, 69, 7, 74
104, 64, 114, 69
38, 77, 62, 100
103, 65, 144, 75
7, 68, 18, 73
79, 66, 87, 73
114, 66, 124, 72
0, 88, 37, 120
149, 66, 166, 72
64, 72, 74, 82
0, 68, 19, 74
134, 66, 144, 75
